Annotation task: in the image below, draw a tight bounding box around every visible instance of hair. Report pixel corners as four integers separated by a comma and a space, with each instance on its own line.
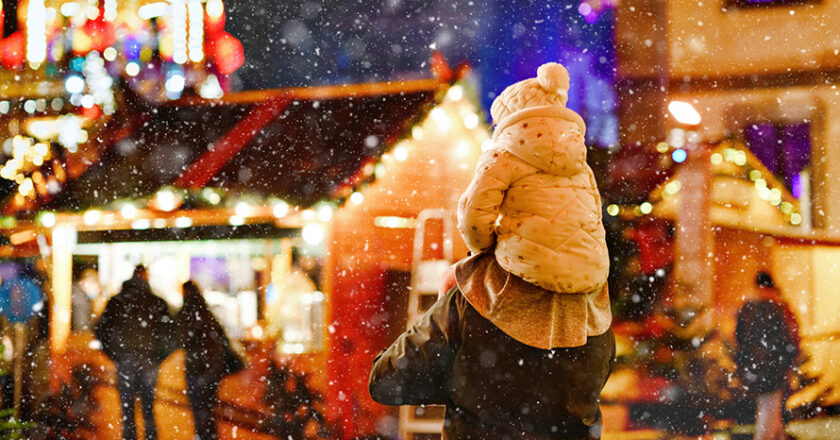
756, 271, 775, 289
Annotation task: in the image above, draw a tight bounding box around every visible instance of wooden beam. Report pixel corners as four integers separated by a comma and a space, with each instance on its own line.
173, 97, 290, 189
169, 78, 443, 107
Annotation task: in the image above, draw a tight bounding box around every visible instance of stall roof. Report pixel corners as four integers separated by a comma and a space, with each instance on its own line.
649, 140, 801, 233
15, 78, 446, 215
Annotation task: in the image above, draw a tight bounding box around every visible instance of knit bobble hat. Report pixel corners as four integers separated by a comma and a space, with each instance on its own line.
490, 62, 570, 125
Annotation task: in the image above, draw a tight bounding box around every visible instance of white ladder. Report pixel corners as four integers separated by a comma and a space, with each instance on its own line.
399, 208, 453, 440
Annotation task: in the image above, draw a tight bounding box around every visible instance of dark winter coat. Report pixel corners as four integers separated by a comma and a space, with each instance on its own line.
369, 287, 615, 440
735, 298, 800, 395
94, 277, 173, 370
175, 288, 234, 384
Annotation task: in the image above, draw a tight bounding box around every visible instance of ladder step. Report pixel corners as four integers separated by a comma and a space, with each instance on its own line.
402, 419, 444, 433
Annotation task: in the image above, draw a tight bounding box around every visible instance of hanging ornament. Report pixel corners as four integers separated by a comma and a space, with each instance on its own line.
210, 31, 244, 75
1, 32, 26, 70
82, 18, 116, 54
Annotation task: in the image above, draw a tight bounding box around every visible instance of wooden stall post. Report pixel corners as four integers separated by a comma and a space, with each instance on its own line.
672, 142, 715, 336
50, 224, 76, 356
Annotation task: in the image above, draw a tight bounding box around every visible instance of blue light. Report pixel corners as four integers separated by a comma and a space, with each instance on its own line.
672, 148, 687, 163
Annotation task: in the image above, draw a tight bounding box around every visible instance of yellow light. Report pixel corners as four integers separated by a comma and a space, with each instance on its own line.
120, 203, 138, 219
754, 178, 767, 190
272, 201, 290, 218
710, 153, 722, 165
667, 100, 702, 126
656, 142, 670, 153
39, 212, 56, 228
350, 192, 364, 205
60, 2, 79, 17
317, 205, 333, 222
83, 209, 102, 225
464, 113, 480, 130
138, 2, 168, 19
131, 219, 151, 230
769, 188, 782, 206
758, 186, 771, 200
640, 202, 653, 215
446, 85, 463, 101
302, 223, 324, 245
103, 47, 118, 61
790, 213, 802, 225
155, 189, 178, 212
174, 217, 192, 228
393, 145, 409, 161
26, 0, 48, 67
188, 0, 205, 63
34, 142, 49, 157
19, 178, 35, 197
235, 201, 252, 218
780, 202, 793, 215
749, 169, 762, 181
664, 180, 682, 195
411, 126, 423, 140
206, 0, 224, 19
606, 204, 619, 216
734, 151, 747, 166
125, 62, 141, 77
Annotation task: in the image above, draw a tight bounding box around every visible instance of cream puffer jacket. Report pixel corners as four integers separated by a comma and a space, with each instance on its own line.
457, 105, 609, 294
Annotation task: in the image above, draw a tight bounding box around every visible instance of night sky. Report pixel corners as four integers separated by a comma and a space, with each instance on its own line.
223, 0, 618, 146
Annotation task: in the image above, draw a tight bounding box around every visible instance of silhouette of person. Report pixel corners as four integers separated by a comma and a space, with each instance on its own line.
95, 265, 172, 440
735, 272, 799, 440
176, 281, 241, 440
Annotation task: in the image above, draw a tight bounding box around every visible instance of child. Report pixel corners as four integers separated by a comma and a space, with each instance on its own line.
370, 63, 614, 439
443, 61, 610, 348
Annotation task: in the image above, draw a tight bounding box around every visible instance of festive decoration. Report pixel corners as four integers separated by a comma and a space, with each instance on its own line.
0, 0, 244, 203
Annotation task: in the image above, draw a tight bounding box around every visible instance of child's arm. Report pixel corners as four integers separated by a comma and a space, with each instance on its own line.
439, 263, 457, 298
369, 288, 460, 406
457, 149, 514, 254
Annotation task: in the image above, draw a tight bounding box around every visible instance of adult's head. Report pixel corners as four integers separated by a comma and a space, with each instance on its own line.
132, 265, 148, 282
182, 280, 208, 309
756, 271, 774, 289
755, 271, 785, 303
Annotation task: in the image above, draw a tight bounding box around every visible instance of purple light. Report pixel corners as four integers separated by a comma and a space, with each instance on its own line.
578, 2, 593, 15
791, 173, 802, 199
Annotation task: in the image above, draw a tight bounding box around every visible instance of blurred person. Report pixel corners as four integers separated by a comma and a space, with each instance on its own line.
71, 267, 99, 332
735, 272, 799, 440
372, 63, 614, 439
95, 265, 173, 440
175, 281, 243, 440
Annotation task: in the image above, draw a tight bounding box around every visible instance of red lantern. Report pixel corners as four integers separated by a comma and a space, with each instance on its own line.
209, 32, 244, 75
1, 32, 25, 70
81, 104, 101, 120
81, 19, 116, 54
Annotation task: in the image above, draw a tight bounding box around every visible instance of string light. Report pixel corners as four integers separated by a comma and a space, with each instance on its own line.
26, 0, 48, 68
172, 0, 189, 64
188, 0, 205, 62
104, 0, 118, 21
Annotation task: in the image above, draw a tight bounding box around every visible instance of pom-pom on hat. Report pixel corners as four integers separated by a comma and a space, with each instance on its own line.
490, 62, 571, 125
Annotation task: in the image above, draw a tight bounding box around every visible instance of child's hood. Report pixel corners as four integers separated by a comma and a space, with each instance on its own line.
492, 105, 587, 177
